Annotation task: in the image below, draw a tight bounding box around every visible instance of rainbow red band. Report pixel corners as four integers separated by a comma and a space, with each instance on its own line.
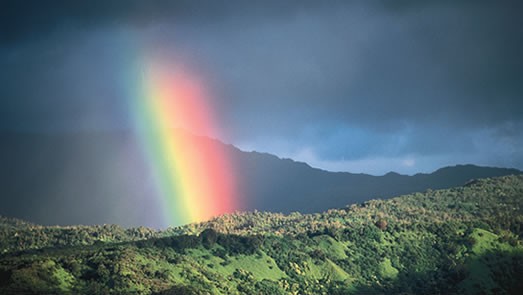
131, 61, 238, 226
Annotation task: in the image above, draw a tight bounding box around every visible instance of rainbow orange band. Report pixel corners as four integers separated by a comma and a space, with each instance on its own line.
131, 61, 238, 226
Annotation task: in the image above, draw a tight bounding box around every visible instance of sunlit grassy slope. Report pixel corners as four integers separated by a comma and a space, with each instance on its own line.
1, 175, 522, 294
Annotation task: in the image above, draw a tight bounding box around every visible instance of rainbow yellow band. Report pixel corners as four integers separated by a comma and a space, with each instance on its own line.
130, 61, 238, 226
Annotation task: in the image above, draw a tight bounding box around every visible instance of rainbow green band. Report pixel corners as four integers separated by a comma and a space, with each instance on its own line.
129, 60, 238, 226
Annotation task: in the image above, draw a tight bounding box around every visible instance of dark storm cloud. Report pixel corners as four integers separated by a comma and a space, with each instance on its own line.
0, 0, 340, 44
218, 0, 523, 130
1, 0, 522, 171
1, 0, 205, 43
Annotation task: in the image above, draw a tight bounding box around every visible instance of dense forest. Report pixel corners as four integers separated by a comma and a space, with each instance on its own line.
1, 175, 522, 294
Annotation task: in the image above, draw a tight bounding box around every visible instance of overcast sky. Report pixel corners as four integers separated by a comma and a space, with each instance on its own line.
1, 0, 522, 175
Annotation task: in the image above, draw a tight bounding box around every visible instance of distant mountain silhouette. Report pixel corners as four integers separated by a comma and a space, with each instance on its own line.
230, 148, 521, 214
0, 131, 520, 227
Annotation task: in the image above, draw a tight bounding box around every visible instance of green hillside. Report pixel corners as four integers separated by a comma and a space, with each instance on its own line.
1, 175, 522, 294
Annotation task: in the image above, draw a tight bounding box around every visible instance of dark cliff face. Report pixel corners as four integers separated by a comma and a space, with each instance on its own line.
1, 131, 521, 227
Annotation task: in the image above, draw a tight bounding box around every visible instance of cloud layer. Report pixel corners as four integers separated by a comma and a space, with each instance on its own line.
1, 0, 522, 174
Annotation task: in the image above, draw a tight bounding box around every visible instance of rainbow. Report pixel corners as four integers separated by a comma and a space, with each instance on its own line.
130, 60, 238, 226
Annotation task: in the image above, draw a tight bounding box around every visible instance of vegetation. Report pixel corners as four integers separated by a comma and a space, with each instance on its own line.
1, 175, 522, 294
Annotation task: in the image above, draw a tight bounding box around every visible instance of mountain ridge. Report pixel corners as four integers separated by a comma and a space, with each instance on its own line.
0, 131, 521, 227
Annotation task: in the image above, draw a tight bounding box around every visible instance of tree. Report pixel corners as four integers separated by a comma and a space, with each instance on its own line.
200, 228, 217, 248
376, 219, 388, 231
